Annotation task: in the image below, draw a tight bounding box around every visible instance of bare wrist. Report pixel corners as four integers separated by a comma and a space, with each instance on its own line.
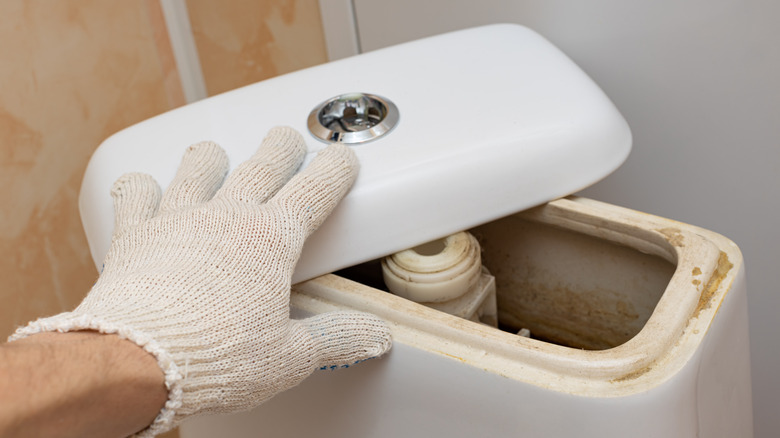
1, 331, 167, 438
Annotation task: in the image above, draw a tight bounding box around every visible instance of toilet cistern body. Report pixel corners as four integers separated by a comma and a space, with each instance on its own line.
78, 24, 752, 438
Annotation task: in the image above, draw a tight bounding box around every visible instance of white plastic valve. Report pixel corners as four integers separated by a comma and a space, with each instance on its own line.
382, 232, 497, 326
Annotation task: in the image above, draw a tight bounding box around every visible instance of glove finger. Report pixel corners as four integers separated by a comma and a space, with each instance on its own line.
216, 126, 306, 204
110, 173, 161, 232
294, 310, 392, 370
270, 143, 358, 236
159, 141, 229, 213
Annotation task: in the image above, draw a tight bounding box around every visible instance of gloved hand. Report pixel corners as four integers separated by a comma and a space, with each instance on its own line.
9, 126, 392, 437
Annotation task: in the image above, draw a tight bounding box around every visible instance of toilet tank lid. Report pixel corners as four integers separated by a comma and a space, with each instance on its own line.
79, 24, 631, 282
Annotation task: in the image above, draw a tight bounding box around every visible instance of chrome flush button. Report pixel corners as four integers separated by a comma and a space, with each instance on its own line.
308, 93, 399, 144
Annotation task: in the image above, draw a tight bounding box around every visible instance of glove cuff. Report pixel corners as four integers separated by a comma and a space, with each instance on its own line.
8, 312, 183, 438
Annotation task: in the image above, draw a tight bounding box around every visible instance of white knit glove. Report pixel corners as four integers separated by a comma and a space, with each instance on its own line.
9, 126, 392, 436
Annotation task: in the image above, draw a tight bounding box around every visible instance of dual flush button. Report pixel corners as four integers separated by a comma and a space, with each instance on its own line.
307, 93, 399, 145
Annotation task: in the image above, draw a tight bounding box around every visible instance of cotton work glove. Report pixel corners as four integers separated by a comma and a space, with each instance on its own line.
9, 126, 392, 437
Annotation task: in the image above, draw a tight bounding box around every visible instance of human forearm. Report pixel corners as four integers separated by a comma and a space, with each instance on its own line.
3, 128, 390, 436
0, 331, 166, 438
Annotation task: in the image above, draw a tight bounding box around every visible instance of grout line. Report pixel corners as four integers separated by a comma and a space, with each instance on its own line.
159, 0, 208, 103
349, 0, 362, 54
318, 0, 362, 61
145, 0, 187, 108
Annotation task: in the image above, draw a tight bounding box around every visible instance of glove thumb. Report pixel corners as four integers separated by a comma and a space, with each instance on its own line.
297, 311, 392, 370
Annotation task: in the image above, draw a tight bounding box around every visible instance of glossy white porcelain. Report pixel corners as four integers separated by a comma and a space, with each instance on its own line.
77, 24, 751, 437
78, 24, 630, 283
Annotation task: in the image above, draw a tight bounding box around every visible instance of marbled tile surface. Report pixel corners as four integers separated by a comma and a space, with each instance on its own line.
1, 0, 328, 340
187, 0, 328, 95
0, 0, 185, 338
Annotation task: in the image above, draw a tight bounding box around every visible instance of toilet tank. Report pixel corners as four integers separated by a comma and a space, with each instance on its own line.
76, 24, 752, 437
181, 196, 752, 438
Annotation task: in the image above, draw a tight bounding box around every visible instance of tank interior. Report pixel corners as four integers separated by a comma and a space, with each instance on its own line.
336, 212, 676, 351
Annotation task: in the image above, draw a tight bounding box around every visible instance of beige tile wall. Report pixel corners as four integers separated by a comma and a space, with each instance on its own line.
187, 0, 328, 95
0, 0, 185, 338
1, 1, 328, 435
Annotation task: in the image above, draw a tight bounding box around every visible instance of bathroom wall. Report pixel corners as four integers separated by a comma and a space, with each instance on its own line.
345, 1, 780, 436
0, 0, 185, 341
0, 0, 327, 335
0, 0, 327, 436
186, 0, 328, 96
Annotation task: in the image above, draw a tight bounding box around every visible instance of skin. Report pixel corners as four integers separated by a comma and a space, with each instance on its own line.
0, 331, 167, 438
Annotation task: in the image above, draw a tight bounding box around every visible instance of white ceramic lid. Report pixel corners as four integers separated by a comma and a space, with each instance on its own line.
79, 24, 631, 283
